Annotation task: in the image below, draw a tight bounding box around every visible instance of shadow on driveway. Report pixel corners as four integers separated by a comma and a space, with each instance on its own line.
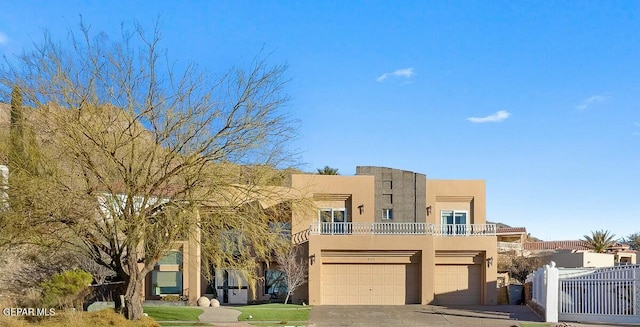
310, 305, 543, 326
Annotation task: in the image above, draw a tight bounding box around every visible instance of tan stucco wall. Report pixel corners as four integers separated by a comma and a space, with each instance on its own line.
427, 180, 486, 224
544, 252, 614, 268
290, 174, 375, 234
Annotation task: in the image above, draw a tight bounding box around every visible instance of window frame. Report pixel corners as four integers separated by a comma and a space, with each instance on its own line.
382, 208, 393, 220
440, 210, 470, 235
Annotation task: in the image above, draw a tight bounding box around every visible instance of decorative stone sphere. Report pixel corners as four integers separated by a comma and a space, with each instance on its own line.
210, 299, 220, 307
197, 296, 211, 307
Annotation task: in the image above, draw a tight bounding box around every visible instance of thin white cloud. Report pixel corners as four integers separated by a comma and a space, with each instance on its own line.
576, 95, 609, 110
0, 32, 8, 45
467, 110, 511, 123
376, 68, 415, 82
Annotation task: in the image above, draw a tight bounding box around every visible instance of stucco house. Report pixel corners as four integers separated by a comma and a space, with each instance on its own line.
150, 166, 498, 306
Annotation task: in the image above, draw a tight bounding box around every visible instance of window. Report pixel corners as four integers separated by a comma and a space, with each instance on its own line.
269, 222, 292, 238
319, 208, 348, 234
264, 269, 287, 296
152, 271, 183, 295
382, 208, 393, 220
441, 210, 468, 235
158, 251, 182, 265
319, 208, 347, 223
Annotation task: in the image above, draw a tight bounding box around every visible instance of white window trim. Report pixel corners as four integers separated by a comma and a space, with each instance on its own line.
382, 208, 393, 220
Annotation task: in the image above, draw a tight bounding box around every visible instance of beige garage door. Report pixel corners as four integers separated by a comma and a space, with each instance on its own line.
434, 264, 482, 305
322, 264, 420, 305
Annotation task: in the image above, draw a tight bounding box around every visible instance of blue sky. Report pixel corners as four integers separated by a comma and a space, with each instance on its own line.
1, 1, 639, 241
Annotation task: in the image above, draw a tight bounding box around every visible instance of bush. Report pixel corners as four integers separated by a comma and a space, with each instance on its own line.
40, 269, 93, 309
498, 253, 543, 283
161, 295, 182, 302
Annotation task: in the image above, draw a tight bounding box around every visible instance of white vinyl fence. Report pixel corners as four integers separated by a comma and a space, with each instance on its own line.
529, 262, 640, 324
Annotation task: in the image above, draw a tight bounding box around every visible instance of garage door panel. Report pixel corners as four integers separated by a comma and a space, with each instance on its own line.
434, 264, 482, 305
322, 263, 419, 305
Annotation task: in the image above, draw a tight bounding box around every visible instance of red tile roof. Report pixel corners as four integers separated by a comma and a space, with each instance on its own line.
496, 227, 527, 234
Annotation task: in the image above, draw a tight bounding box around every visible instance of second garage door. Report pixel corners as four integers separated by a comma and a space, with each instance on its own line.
433, 264, 482, 305
322, 263, 420, 305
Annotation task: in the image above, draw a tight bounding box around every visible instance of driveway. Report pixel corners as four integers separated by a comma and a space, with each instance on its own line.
310, 305, 544, 327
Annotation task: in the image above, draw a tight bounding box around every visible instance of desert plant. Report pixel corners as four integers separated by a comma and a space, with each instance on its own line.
316, 166, 339, 175
40, 269, 93, 309
582, 230, 616, 253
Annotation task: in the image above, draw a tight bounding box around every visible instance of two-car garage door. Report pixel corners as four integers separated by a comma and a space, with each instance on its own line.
322, 263, 420, 305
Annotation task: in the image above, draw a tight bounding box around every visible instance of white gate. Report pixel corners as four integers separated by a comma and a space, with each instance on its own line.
559, 265, 640, 324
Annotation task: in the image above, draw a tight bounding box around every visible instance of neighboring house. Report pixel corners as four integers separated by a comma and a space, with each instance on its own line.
496, 227, 527, 254
523, 240, 637, 268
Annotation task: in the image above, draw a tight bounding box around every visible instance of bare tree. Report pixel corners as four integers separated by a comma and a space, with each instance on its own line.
275, 245, 308, 304
0, 20, 300, 320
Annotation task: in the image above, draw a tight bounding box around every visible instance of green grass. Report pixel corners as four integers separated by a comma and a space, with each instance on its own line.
143, 306, 204, 322
236, 303, 311, 323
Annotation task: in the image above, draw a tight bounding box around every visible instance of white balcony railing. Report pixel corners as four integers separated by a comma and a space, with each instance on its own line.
431, 224, 497, 236
309, 222, 496, 236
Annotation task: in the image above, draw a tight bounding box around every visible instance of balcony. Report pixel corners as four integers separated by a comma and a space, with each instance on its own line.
309, 222, 496, 236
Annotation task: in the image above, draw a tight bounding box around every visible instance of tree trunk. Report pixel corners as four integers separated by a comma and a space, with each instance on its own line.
284, 291, 291, 305
124, 275, 145, 320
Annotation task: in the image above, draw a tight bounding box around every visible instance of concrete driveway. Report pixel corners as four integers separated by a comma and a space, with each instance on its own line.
309, 305, 543, 327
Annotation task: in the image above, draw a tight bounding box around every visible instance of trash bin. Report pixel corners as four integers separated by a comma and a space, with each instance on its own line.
508, 284, 524, 305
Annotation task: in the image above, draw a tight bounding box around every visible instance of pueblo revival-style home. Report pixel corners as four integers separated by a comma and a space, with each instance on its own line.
143, 166, 498, 306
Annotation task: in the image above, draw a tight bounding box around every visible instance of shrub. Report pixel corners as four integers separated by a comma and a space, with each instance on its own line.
498, 253, 543, 283
40, 269, 93, 309
161, 295, 181, 302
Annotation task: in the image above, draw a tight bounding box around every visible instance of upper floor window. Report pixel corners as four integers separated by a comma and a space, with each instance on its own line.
158, 250, 183, 265
269, 222, 292, 238
319, 208, 347, 223
382, 208, 393, 220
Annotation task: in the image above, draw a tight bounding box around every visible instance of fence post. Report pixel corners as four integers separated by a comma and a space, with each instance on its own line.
545, 261, 559, 322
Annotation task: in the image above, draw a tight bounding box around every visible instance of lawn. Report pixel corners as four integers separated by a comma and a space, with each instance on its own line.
236, 303, 311, 323
143, 306, 204, 322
